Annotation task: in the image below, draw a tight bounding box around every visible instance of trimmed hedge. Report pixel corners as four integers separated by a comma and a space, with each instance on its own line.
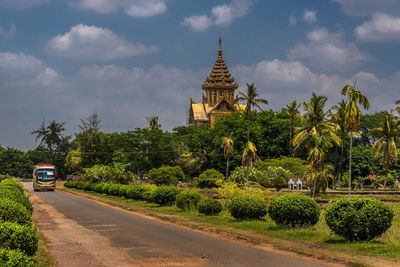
268, 195, 320, 228
198, 198, 222, 216
0, 198, 31, 225
325, 198, 394, 241
152, 186, 180, 206
0, 188, 33, 215
126, 186, 152, 200
176, 192, 202, 210
198, 169, 224, 180
107, 184, 122, 196
148, 166, 186, 185
228, 197, 267, 221
0, 222, 38, 256
118, 185, 130, 197
0, 248, 36, 267
94, 183, 107, 193
0, 182, 25, 195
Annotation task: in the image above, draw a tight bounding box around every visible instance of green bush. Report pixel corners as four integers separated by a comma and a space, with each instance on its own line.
142, 189, 155, 203
118, 185, 130, 197
64, 181, 74, 188
102, 183, 113, 194
0, 181, 25, 195
77, 182, 90, 190
176, 192, 202, 210
89, 183, 98, 191
0, 222, 38, 256
0, 248, 36, 267
93, 183, 107, 193
147, 166, 185, 185
126, 186, 152, 200
256, 176, 271, 188
199, 169, 224, 180
228, 167, 266, 185
107, 184, 122, 196
0, 198, 31, 225
271, 176, 287, 191
228, 197, 267, 221
197, 178, 219, 189
198, 198, 222, 216
325, 198, 393, 241
268, 195, 320, 228
0, 188, 32, 215
152, 186, 180, 206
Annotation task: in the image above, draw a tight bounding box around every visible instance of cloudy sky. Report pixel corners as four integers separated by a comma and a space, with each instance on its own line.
1, 0, 400, 150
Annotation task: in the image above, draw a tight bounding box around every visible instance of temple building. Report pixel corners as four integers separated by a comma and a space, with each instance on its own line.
188, 38, 246, 126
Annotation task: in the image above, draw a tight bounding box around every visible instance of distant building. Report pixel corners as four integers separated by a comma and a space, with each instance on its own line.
188, 38, 246, 126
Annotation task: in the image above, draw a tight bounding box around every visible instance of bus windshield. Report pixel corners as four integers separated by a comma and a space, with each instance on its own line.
37, 169, 55, 179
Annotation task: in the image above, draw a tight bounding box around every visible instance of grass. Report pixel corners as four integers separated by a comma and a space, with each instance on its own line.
62, 188, 400, 266
33, 226, 55, 267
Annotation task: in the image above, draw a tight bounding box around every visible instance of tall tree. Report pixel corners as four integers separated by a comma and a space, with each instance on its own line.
78, 113, 101, 132
331, 100, 347, 181
147, 116, 161, 130
341, 83, 370, 196
242, 141, 260, 168
238, 83, 268, 142
292, 93, 340, 198
221, 135, 234, 180
283, 100, 301, 157
395, 99, 400, 115
368, 112, 400, 189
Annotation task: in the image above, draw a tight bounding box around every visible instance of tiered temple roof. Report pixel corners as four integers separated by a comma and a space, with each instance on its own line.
202, 38, 238, 90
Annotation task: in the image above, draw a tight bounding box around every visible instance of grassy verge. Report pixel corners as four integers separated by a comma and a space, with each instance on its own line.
61, 188, 400, 266
33, 221, 55, 267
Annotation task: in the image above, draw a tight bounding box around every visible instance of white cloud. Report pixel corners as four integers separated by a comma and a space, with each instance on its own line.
0, 0, 49, 9
71, 0, 167, 17
355, 13, 400, 42
288, 28, 369, 71
332, 0, 400, 16
45, 24, 158, 60
182, 0, 254, 31
289, 11, 297, 26
0, 25, 16, 40
303, 9, 317, 23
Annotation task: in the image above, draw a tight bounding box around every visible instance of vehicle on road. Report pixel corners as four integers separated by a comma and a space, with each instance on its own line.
33, 163, 57, 191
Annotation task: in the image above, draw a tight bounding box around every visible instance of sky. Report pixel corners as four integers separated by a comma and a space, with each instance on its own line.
1, 0, 400, 150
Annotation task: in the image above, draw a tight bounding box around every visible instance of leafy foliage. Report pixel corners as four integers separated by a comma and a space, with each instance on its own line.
176, 192, 202, 210
197, 178, 219, 189
198, 198, 223, 216
199, 169, 224, 180
0, 198, 31, 225
228, 197, 267, 221
325, 198, 393, 241
0, 222, 38, 256
152, 186, 180, 206
147, 166, 185, 185
268, 195, 320, 228
0, 248, 36, 267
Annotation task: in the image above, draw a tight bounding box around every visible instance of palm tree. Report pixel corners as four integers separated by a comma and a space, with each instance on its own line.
331, 100, 347, 182
341, 83, 370, 196
238, 83, 268, 142
146, 116, 161, 130
221, 135, 234, 180
283, 100, 301, 157
368, 112, 400, 189
292, 93, 341, 198
395, 99, 400, 115
242, 141, 260, 168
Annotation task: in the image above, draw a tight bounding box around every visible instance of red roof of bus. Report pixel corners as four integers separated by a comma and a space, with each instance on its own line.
36, 163, 54, 167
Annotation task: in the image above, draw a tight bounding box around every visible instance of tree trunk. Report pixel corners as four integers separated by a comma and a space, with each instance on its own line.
348, 131, 353, 197
247, 112, 250, 143
225, 158, 230, 181
384, 160, 389, 190
313, 166, 318, 198
333, 144, 338, 187
339, 132, 345, 182
289, 119, 293, 157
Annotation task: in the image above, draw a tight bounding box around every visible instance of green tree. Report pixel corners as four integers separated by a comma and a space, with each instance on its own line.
331, 100, 347, 181
221, 135, 234, 180
395, 99, 400, 115
341, 83, 370, 196
147, 116, 161, 130
293, 93, 341, 197
368, 112, 400, 189
283, 100, 301, 157
238, 83, 268, 142
242, 141, 260, 168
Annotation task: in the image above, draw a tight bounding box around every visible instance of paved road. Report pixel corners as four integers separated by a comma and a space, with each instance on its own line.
25, 183, 325, 267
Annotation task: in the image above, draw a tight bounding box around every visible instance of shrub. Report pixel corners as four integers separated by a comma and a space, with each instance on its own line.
176, 192, 202, 210
0, 199, 31, 225
256, 176, 271, 188
77, 182, 90, 190
64, 181, 74, 188
268, 195, 320, 228
228, 197, 267, 221
93, 183, 107, 193
271, 176, 287, 191
142, 189, 155, 203
102, 183, 113, 194
325, 198, 393, 241
152, 186, 180, 206
199, 169, 224, 180
147, 166, 185, 185
125, 185, 152, 200
0, 188, 32, 215
228, 167, 266, 185
198, 198, 222, 215
0, 222, 38, 256
89, 183, 98, 191
118, 185, 130, 197
197, 178, 219, 189
107, 184, 122, 196
0, 248, 36, 267
83, 164, 127, 184
0, 182, 25, 195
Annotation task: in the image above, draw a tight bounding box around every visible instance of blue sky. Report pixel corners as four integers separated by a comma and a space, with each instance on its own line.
1, 0, 400, 150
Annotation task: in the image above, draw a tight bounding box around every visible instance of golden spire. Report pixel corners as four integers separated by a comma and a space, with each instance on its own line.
218, 36, 222, 56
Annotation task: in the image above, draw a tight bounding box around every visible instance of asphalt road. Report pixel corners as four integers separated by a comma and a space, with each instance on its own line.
26, 183, 325, 267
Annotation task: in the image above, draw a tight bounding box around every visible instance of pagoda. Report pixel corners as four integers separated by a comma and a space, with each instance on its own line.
188, 38, 245, 126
